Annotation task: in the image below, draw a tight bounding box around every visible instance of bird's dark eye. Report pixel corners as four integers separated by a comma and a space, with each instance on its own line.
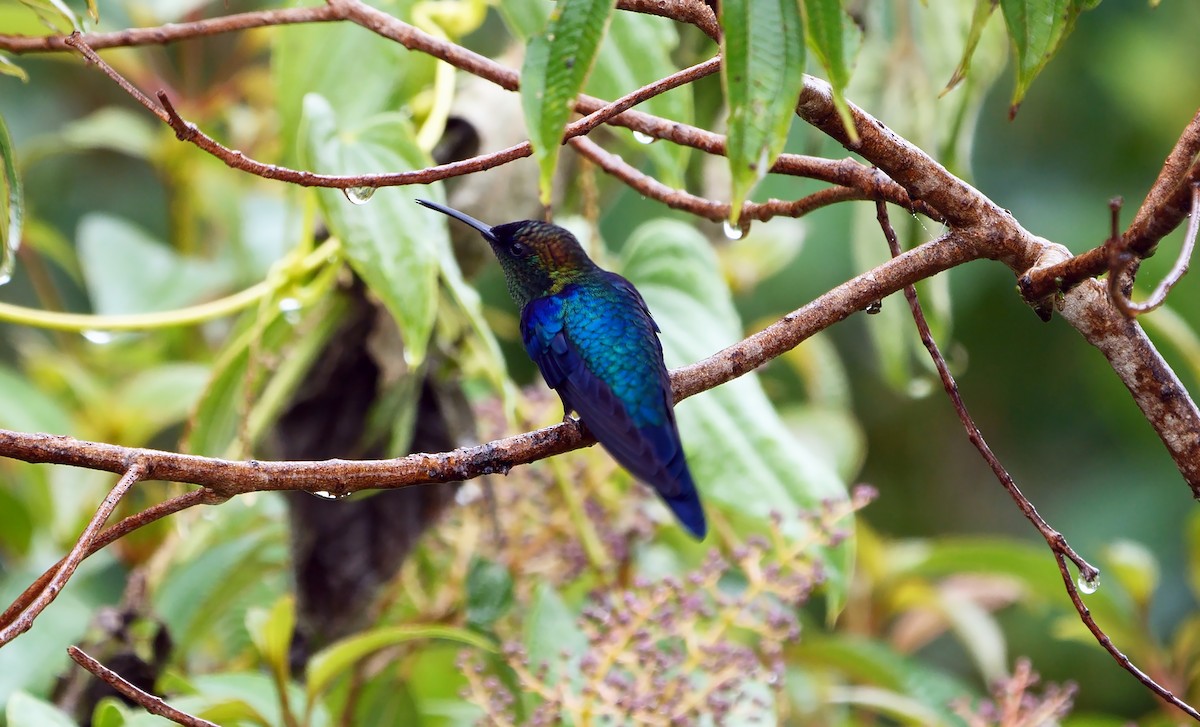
509, 241, 532, 257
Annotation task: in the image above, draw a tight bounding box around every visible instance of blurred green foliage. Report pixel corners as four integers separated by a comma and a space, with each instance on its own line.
1, 0, 1199, 724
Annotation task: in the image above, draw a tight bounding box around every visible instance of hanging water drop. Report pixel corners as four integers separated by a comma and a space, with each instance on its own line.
312, 490, 340, 500
632, 131, 656, 145
344, 186, 376, 205
0, 248, 13, 287
278, 297, 302, 324
82, 330, 115, 345
1077, 571, 1100, 595
722, 219, 747, 241
864, 299, 883, 314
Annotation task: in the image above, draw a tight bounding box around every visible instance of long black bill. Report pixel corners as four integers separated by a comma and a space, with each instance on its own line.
415, 199, 497, 243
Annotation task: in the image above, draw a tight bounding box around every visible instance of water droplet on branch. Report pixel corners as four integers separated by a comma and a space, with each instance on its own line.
722, 220, 747, 240
278, 297, 302, 324
1077, 571, 1100, 595
632, 131, 656, 145
344, 186, 375, 205
864, 300, 883, 314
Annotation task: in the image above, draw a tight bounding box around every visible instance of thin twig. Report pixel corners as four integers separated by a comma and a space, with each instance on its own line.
570, 136, 906, 222
873, 201, 1097, 580
876, 200, 1200, 721
0, 461, 147, 647
0, 5, 345, 53
1110, 183, 1200, 317
617, 0, 721, 41
0, 487, 226, 631
67, 646, 219, 727
1021, 106, 1200, 302
1050, 553, 1200, 721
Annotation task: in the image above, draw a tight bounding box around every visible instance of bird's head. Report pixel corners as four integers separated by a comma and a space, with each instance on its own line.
417, 199, 595, 306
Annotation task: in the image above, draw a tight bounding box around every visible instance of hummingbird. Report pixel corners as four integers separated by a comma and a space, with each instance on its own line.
416, 199, 707, 539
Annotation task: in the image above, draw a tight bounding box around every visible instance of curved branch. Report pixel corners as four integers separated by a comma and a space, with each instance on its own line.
1021, 106, 1200, 302
0, 230, 982, 493
0, 488, 226, 631
68, 647, 219, 727
0, 5, 345, 53
0, 462, 146, 647
570, 135, 914, 222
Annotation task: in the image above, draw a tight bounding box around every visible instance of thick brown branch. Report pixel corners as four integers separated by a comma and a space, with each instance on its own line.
68, 647, 219, 727
0, 230, 983, 493
0, 462, 146, 647
0, 5, 345, 53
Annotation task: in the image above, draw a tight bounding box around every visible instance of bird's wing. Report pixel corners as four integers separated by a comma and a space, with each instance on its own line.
520, 290, 676, 493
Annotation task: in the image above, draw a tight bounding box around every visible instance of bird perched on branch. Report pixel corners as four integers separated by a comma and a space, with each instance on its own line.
417, 199, 706, 539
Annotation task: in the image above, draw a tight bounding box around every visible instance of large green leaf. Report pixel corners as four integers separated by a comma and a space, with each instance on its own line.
0, 364, 71, 433
305, 625, 495, 703
620, 220, 851, 612
999, 0, 1099, 115
520, 0, 618, 204
77, 214, 230, 316
5, 691, 76, 727
588, 11, 693, 187
301, 95, 444, 366
0, 110, 22, 286
943, 0, 1001, 95
802, 0, 863, 142
719, 0, 806, 222
273, 10, 435, 165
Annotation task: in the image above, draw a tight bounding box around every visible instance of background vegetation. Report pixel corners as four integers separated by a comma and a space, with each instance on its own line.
1, 0, 1199, 724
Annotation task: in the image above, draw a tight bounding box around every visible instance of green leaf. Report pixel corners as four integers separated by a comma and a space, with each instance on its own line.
301, 95, 444, 366
77, 214, 230, 316
306, 625, 495, 702
496, 0, 549, 41
802, 0, 862, 142
0, 487, 34, 556
795, 636, 975, 725
5, 691, 76, 727
520, 0, 619, 204
116, 363, 210, 444
0, 54, 28, 82
620, 220, 851, 614
90, 698, 130, 727
719, 0, 806, 222
273, 16, 434, 165
999, 0, 1096, 116
588, 11, 692, 187
0, 364, 72, 433
0, 110, 22, 285
16, 0, 79, 32
466, 557, 515, 630
246, 594, 296, 682
943, 0, 1000, 95
524, 584, 587, 689
1103, 539, 1159, 608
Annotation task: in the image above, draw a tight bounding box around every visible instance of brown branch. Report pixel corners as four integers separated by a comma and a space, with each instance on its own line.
0, 229, 983, 491
875, 201, 1096, 579
0, 5, 345, 53
1020, 106, 1200, 303
570, 135, 903, 222
1050, 553, 1200, 721
1110, 184, 1200, 318
879, 198, 1200, 721
68, 646, 219, 727
0, 487, 226, 631
0, 462, 146, 647
617, 0, 721, 41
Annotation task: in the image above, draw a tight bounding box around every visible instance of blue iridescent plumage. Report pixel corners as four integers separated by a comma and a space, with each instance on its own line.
416, 199, 706, 539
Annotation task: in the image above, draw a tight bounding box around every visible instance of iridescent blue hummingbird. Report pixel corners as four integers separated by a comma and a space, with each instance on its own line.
416, 199, 706, 539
